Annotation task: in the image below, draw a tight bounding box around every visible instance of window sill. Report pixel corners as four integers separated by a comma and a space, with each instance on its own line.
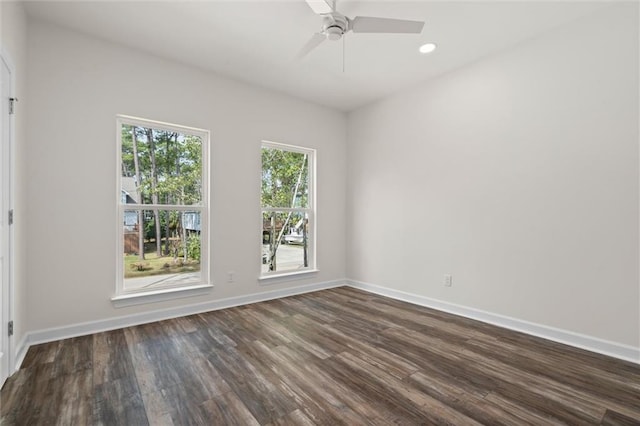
111, 283, 214, 308
258, 269, 319, 285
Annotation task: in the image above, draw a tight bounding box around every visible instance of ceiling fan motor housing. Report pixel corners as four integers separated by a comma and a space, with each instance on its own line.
322, 13, 348, 40
296, 1, 426, 59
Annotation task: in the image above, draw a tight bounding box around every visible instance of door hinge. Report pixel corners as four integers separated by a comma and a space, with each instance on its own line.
8, 209, 13, 225
8, 97, 17, 115
8, 321, 13, 337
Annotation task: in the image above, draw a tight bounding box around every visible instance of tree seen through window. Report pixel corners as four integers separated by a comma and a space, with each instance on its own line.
119, 118, 207, 292
261, 142, 314, 275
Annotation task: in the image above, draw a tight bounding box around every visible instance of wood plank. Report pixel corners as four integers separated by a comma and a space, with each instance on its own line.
199, 391, 261, 426
266, 409, 316, 426
93, 376, 148, 426
243, 340, 364, 425
56, 370, 93, 426
206, 345, 297, 424
331, 351, 484, 425
601, 409, 640, 426
93, 329, 136, 385
2, 287, 639, 425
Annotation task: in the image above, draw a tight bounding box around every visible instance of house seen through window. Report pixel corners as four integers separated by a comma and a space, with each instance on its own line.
117, 115, 209, 295
261, 141, 315, 276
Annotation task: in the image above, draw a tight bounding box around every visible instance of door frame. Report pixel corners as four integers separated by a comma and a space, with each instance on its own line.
1, 48, 16, 383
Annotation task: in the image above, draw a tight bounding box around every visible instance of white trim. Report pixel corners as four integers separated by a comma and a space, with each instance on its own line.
14, 335, 27, 372
260, 141, 316, 278
116, 115, 208, 136
262, 208, 312, 213
115, 115, 210, 298
121, 204, 205, 211
15, 279, 345, 366
0, 50, 16, 382
111, 283, 214, 308
347, 279, 640, 365
258, 269, 319, 285
262, 140, 314, 156
14, 278, 638, 371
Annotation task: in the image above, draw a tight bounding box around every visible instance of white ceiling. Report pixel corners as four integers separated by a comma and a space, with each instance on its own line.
24, 0, 610, 111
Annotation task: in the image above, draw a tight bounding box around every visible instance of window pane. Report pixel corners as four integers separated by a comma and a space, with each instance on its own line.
262, 211, 309, 273
123, 209, 201, 291
121, 125, 203, 206
261, 147, 309, 208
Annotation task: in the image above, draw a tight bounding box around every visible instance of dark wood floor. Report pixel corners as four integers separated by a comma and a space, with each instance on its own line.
2, 287, 639, 425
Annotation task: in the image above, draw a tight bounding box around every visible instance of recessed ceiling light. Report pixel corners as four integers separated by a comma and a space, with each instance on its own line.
419, 43, 437, 54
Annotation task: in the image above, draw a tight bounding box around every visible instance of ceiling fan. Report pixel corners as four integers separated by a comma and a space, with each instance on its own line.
297, 0, 425, 59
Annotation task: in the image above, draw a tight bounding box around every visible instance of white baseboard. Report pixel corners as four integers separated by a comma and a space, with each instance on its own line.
347, 279, 640, 364
14, 278, 639, 371
13, 335, 29, 373
15, 279, 345, 369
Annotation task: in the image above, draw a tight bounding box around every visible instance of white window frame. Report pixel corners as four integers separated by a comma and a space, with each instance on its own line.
113, 115, 211, 306
260, 141, 317, 281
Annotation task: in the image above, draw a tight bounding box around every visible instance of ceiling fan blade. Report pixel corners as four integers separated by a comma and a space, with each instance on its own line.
350, 16, 424, 34
304, 0, 334, 15
296, 33, 326, 59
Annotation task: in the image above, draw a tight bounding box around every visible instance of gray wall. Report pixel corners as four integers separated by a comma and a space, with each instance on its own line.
25, 20, 347, 332
347, 4, 639, 348
13, 2, 640, 360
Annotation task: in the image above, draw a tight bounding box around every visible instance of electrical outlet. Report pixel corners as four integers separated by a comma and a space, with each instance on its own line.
444, 274, 452, 287
228, 271, 235, 283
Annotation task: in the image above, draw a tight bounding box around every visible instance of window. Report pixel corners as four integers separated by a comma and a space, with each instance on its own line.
116, 116, 209, 299
261, 141, 315, 277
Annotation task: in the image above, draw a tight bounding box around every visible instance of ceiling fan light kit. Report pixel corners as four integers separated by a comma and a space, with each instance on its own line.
298, 0, 426, 59
323, 14, 348, 41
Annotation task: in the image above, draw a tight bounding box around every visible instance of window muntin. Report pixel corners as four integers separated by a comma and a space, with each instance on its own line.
117, 116, 209, 295
261, 142, 315, 277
